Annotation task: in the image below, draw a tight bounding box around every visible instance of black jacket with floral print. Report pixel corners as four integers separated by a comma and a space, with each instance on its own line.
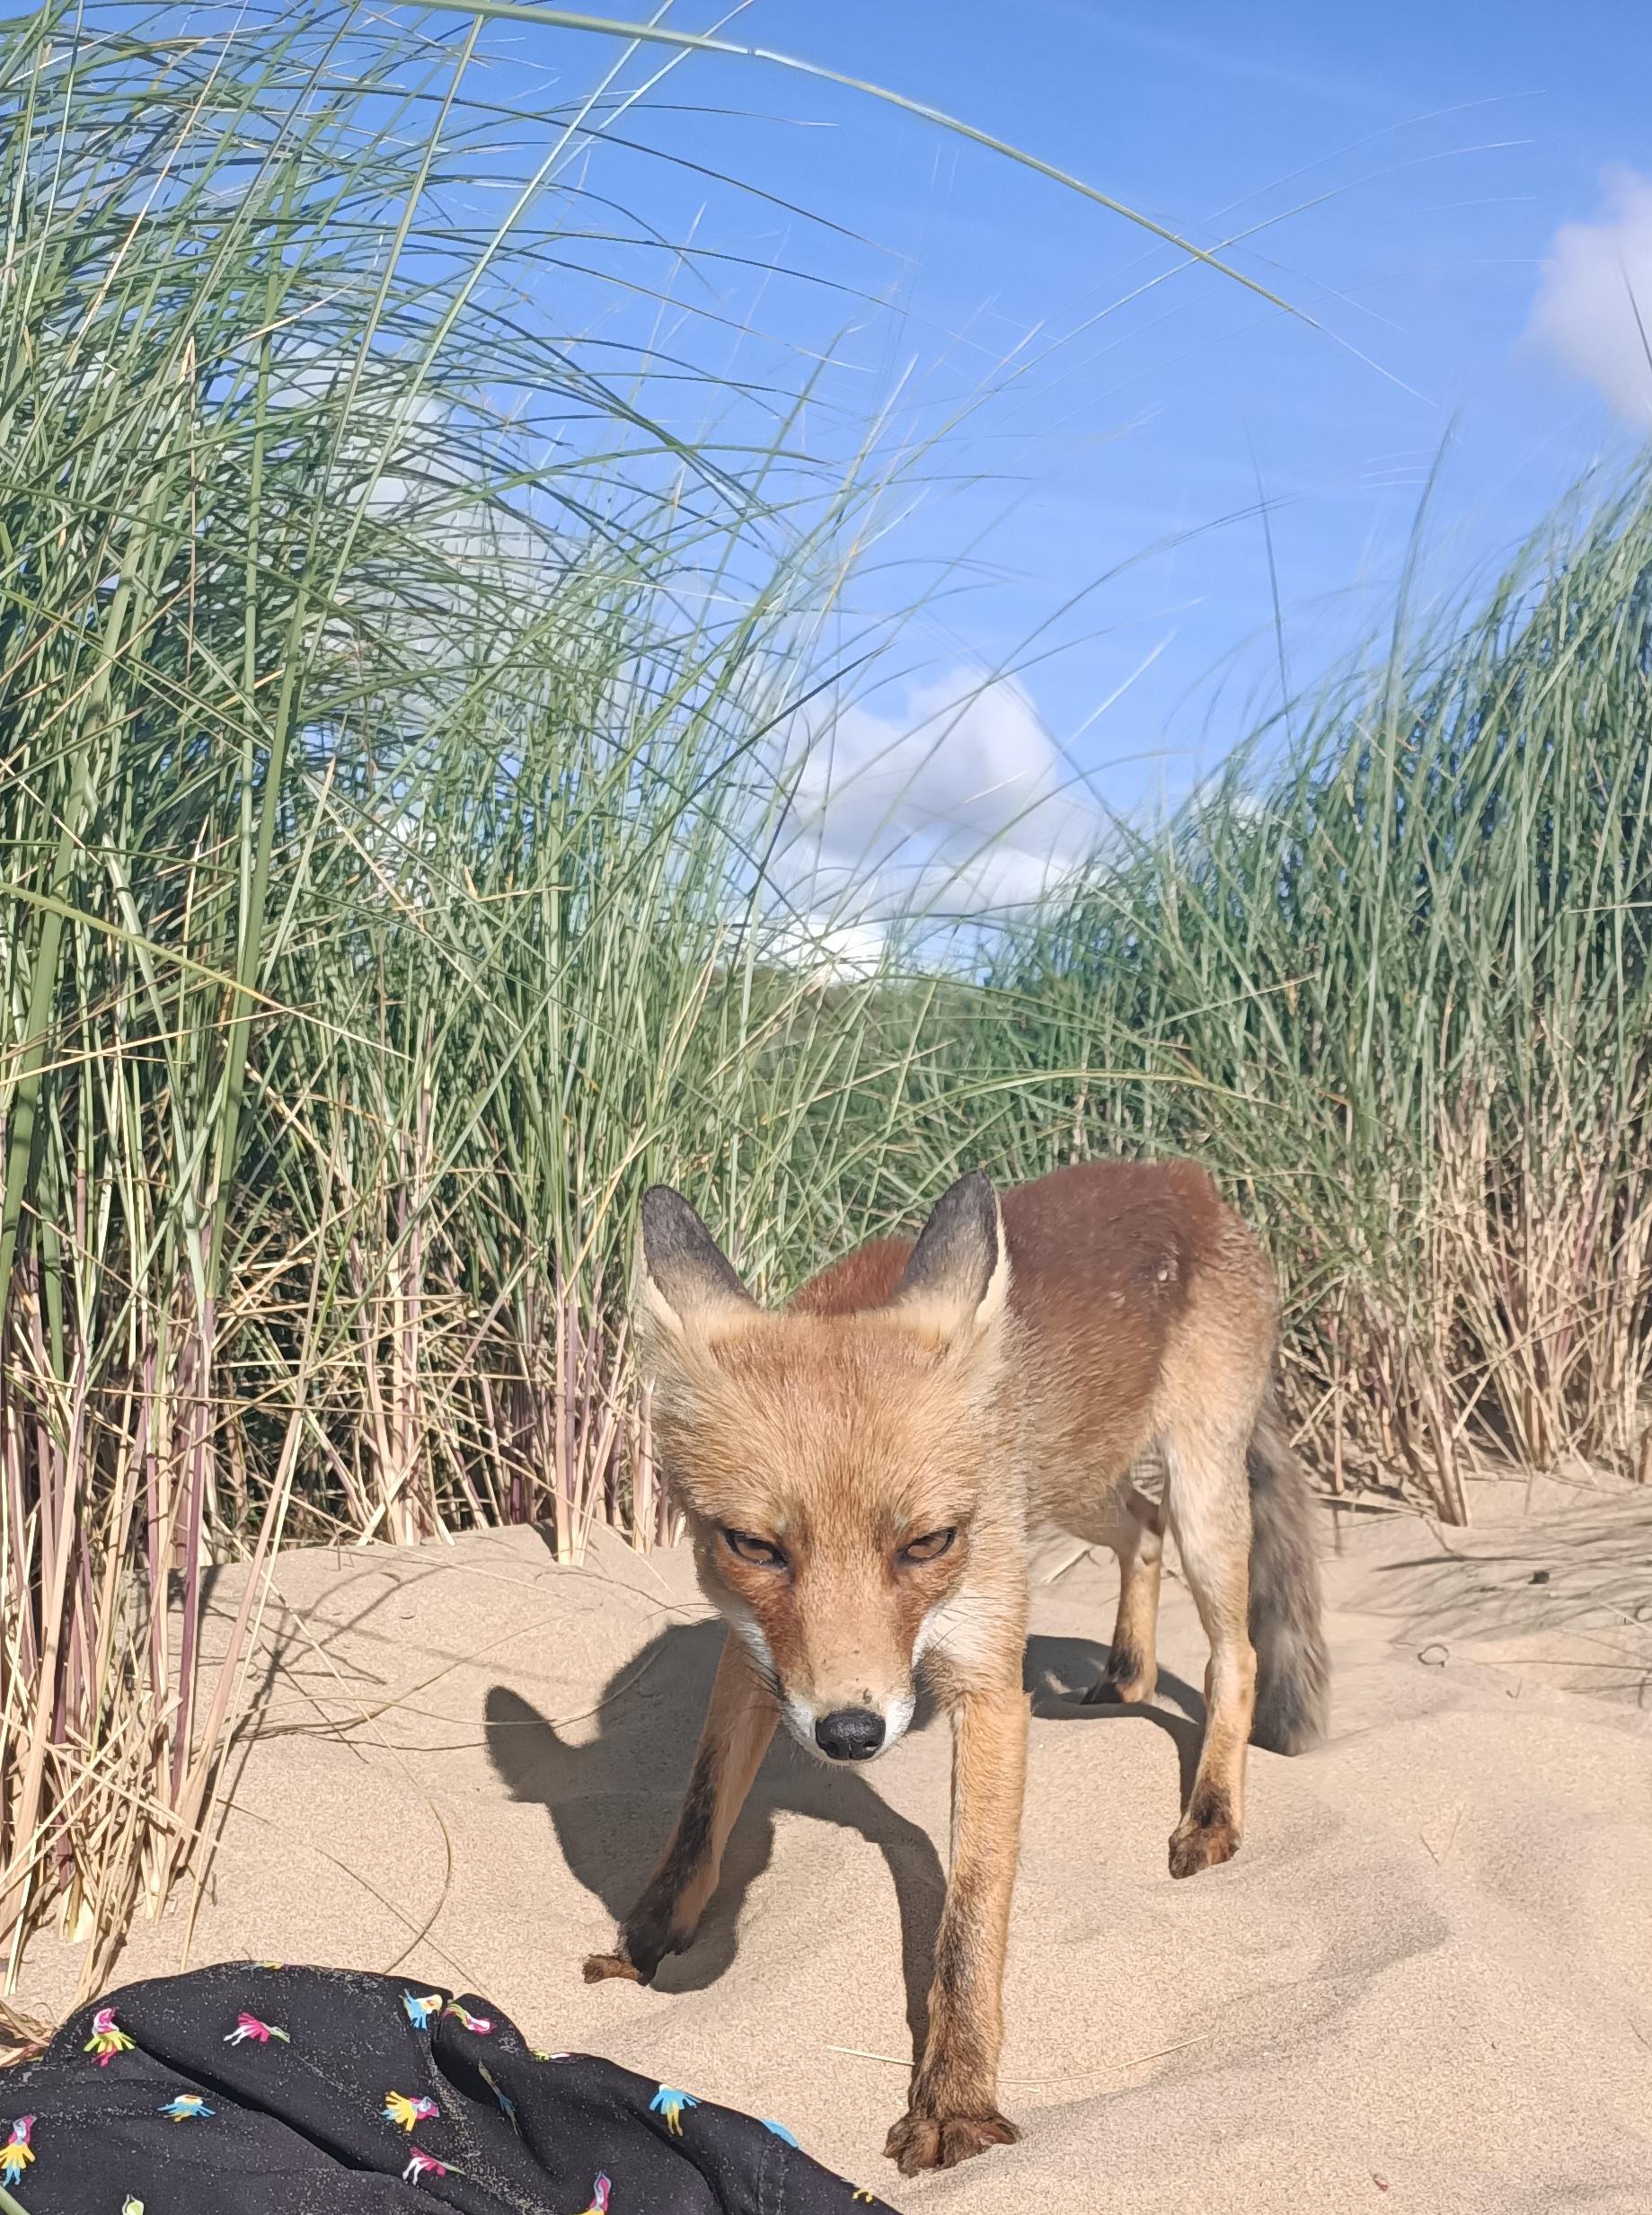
2, 1962, 897, 2213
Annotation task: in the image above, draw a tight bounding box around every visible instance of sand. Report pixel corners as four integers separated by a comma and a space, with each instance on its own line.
20, 1473, 1652, 2211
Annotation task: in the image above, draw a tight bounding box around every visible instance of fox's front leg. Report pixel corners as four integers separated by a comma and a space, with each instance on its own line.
584, 1630, 775, 1985
886, 1672, 1027, 2175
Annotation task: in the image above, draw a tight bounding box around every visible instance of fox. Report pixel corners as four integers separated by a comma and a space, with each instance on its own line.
582, 1159, 1330, 2176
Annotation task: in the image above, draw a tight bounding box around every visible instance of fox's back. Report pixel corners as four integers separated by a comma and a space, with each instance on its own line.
789, 1159, 1274, 1505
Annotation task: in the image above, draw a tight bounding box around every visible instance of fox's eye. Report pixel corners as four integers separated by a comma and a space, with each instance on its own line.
899, 1527, 956, 1565
722, 1528, 788, 1570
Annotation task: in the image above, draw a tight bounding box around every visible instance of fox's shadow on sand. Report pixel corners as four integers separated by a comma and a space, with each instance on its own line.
485, 1620, 1203, 2052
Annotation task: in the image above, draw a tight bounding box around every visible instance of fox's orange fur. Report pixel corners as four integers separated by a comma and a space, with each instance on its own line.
584, 1162, 1330, 2176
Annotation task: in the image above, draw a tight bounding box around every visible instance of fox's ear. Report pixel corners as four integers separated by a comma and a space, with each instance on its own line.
888, 1170, 1009, 1354
634, 1185, 756, 1369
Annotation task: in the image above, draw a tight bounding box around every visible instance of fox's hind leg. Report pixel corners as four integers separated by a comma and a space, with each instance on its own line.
1160, 1413, 1257, 1879
1082, 1482, 1163, 1708
583, 1630, 775, 1984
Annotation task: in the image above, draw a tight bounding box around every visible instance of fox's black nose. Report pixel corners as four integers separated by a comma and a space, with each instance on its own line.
815, 1707, 886, 1761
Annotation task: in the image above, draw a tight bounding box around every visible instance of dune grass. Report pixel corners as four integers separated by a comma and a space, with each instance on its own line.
1, 0, 1648, 1994
932, 483, 1652, 1518
0, 0, 927, 1987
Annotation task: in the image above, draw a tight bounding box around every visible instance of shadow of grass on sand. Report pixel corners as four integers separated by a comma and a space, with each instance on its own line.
486, 1622, 1205, 2056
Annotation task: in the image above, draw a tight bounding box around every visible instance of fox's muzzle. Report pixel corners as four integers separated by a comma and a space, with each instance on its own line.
778, 1679, 917, 1764
813, 1706, 885, 1761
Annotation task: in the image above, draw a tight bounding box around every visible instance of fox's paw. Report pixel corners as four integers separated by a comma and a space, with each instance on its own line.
884, 2105, 1019, 2175
1168, 1792, 1241, 1879
1083, 1638, 1156, 1707
1082, 1670, 1155, 1707
581, 1952, 645, 1985
584, 1900, 687, 1985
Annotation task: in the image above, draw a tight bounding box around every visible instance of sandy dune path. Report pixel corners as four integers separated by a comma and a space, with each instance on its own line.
21, 1477, 1652, 2211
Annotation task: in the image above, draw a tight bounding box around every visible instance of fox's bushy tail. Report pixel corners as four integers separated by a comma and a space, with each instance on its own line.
1246, 1397, 1330, 1754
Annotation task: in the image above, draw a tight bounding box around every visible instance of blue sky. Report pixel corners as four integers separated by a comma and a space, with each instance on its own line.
456, 0, 1652, 918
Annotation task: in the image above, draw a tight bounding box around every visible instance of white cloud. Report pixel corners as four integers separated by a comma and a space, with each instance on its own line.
1526, 168, 1652, 424
751, 914, 889, 983
776, 668, 1105, 942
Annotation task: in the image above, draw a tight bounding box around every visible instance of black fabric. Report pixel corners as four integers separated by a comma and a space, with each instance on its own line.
0, 1962, 897, 2212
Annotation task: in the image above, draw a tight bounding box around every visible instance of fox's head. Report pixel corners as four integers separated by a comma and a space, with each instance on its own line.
634, 1174, 1014, 1764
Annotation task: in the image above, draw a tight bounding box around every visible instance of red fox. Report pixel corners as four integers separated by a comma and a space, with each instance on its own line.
584, 1161, 1329, 2175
